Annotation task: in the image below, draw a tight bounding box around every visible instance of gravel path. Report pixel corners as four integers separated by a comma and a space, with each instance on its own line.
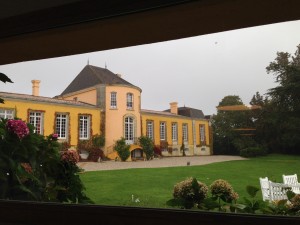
78, 155, 246, 171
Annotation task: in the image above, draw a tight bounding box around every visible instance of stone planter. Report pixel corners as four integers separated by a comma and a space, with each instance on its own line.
79, 150, 89, 160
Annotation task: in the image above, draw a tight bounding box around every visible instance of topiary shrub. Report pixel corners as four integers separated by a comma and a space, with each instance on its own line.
114, 137, 130, 161
173, 177, 208, 209
138, 136, 154, 160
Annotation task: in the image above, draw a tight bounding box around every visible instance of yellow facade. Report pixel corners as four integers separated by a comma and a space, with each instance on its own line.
105, 85, 142, 153
0, 97, 101, 147
62, 88, 97, 106
0, 65, 212, 158
141, 112, 211, 156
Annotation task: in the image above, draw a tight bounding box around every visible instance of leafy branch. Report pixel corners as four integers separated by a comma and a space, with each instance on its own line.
0, 72, 13, 104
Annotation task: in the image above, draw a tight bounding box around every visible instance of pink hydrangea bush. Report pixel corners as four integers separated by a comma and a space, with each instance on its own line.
173, 177, 208, 208
61, 150, 80, 164
0, 119, 91, 203
6, 119, 29, 139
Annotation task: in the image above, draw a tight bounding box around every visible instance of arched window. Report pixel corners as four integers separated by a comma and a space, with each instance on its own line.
124, 116, 134, 144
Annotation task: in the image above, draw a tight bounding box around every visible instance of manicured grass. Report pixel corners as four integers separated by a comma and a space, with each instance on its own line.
80, 154, 300, 208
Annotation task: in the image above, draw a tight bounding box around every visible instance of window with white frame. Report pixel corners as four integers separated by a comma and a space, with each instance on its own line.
146, 120, 154, 140
183, 123, 188, 142
110, 92, 117, 109
200, 124, 206, 145
172, 122, 177, 141
79, 115, 90, 140
124, 116, 134, 143
160, 122, 166, 140
126, 93, 133, 109
0, 108, 14, 119
29, 111, 43, 134
55, 113, 68, 139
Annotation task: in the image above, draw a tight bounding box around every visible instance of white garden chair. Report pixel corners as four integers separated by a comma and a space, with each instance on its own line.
282, 174, 300, 194
268, 181, 288, 201
259, 177, 270, 201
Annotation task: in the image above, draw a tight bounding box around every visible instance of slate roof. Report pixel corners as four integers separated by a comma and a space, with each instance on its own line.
0, 92, 96, 108
164, 106, 205, 119
60, 65, 138, 96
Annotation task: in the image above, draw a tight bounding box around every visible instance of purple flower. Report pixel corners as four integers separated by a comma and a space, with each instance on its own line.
6, 119, 29, 139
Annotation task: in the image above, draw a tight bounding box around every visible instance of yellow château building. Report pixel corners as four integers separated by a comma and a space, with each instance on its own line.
0, 65, 212, 159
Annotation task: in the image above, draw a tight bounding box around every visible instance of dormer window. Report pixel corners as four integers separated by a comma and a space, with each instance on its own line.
126, 93, 133, 109
110, 92, 117, 109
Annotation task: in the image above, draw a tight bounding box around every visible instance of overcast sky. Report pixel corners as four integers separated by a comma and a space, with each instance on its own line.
1, 20, 300, 115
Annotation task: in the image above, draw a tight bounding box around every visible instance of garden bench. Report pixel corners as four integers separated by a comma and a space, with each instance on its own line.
268, 181, 288, 201
282, 174, 300, 194
259, 177, 270, 201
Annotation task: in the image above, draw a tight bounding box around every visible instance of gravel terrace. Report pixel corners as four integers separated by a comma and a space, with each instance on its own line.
78, 155, 247, 171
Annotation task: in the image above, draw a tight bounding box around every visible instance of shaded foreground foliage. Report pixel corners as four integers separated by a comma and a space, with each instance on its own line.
0, 118, 91, 203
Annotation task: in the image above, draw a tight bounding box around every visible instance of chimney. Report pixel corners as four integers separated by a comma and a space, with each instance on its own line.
170, 102, 178, 115
31, 80, 40, 96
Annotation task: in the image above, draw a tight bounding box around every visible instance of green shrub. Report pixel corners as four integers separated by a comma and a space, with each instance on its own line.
114, 138, 130, 161
77, 134, 105, 161
92, 134, 105, 148
0, 118, 91, 203
138, 136, 154, 160
173, 177, 208, 209
240, 146, 267, 158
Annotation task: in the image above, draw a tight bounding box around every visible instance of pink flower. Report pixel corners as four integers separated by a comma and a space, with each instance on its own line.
51, 133, 58, 141
61, 150, 80, 164
6, 119, 29, 139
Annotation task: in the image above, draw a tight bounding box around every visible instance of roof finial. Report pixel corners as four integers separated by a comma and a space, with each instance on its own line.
87, 58, 89, 65
105, 62, 107, 69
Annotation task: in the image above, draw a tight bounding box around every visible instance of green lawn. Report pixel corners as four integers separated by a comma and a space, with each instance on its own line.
80, 154, 300, 208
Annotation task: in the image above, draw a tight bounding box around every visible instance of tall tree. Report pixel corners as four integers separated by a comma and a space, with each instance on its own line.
249, 92, 274, 150
266, 45, 300, 114
263, 44, 300, 153
212, 95, 255, 155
